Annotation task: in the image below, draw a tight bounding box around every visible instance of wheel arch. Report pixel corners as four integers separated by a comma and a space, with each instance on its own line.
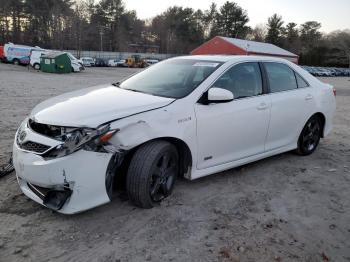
124, 137, 193, 179
312, 112, 326, 138
161, 137, 193, 179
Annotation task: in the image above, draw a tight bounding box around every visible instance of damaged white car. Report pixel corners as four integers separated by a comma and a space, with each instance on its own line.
13, 56, 336, 214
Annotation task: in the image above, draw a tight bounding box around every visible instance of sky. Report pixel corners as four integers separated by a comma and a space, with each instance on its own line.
123, 0, 350, 33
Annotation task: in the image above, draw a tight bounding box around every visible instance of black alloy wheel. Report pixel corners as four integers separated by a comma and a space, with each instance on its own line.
149, 150, 178, 202
127, 141, 179, 208
296, 115, 322, 155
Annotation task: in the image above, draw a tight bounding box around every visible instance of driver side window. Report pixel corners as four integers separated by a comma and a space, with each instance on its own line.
213, 62, 263, 99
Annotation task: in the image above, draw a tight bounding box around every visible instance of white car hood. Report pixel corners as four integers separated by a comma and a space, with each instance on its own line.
30, 84, 174, 128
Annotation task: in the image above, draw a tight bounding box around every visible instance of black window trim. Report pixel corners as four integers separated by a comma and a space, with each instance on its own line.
261, 61, 310, 94
293, 71, 310, 88
198, 61, 267, 104
259, 61, 270, 94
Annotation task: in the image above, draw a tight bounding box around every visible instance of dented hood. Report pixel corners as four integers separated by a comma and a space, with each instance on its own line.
30, 84, 174, 127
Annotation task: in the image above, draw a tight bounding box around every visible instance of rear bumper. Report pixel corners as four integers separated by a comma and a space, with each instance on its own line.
13, 142, 113, 214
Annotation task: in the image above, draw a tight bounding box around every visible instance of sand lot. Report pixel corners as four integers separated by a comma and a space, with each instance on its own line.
0, 63, 349, 262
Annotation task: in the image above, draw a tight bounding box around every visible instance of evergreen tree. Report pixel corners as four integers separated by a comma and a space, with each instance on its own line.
215, 1, 250, 38
266, 14, 284, 45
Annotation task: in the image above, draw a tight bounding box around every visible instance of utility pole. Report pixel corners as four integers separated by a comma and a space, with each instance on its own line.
100, 28, 104, 52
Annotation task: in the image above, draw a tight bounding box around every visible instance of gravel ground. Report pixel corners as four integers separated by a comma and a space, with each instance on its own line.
0, 63, 349, 262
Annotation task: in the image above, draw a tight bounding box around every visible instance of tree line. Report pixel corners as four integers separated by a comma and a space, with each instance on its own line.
0, 0, 349, 66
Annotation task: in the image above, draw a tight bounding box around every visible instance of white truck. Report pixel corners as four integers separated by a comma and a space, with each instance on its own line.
4, 43, 43, 65
30, 50, 49, 70
80, 57, 95, 67
67, 53, 85, 72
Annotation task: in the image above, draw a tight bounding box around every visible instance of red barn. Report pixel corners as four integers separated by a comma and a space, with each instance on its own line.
191, 36, 299, 64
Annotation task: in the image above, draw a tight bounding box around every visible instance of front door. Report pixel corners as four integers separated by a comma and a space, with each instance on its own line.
195, 62, 271, 170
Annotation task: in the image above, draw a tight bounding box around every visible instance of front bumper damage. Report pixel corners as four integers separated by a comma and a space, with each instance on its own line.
12, 124, 115, 214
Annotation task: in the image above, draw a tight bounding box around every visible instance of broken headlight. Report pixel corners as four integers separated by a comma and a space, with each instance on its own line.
43, 125, 119, 159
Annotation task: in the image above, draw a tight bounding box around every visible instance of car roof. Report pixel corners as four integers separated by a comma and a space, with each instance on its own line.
176, 55, 292, 64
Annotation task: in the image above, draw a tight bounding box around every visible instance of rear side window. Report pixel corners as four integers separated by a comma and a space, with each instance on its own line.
295, 73, 309, 88
264, 62, 297, 93
213, 62, 263, 99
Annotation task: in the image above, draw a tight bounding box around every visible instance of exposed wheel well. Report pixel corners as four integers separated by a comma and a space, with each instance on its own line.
135, 138, 192, 178
160, 137, 193, 178
113, 137, 193, 192
312, 112, 326, 137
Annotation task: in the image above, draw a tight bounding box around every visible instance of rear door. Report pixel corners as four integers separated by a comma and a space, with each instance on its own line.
263, 62, 316, 151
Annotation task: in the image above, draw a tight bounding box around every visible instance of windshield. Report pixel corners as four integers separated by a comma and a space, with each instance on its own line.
119, 58, 222, 98
67, 53, 77, 61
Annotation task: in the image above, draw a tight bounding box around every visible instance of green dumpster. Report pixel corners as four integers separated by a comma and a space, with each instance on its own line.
40, 52, 72, 73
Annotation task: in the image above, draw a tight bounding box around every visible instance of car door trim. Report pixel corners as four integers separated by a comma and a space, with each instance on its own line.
261, 61, 312, 95
197, 60, 266, 103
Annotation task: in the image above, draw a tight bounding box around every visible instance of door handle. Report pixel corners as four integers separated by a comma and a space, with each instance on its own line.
257, 103, 268, 110
305, 94, 313, 100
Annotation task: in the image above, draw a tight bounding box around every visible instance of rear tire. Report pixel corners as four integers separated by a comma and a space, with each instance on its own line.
13, 59, 20, 65
295, 115, 322, 156
126, 141, 179, 208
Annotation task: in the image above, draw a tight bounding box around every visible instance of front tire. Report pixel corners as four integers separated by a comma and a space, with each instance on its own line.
126, 141, 179, 208
33, 63, 40, 70
13, 59, 20, 65
296, 115, 322, 156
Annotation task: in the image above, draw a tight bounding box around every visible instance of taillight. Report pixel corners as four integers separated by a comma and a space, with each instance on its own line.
333, 87, 336, 96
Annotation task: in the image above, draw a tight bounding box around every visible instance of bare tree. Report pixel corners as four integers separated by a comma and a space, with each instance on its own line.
248, 24, 267, 41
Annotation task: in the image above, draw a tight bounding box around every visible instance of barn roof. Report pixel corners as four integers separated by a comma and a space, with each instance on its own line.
219, 36, 298, 58
179, 55, 296, 63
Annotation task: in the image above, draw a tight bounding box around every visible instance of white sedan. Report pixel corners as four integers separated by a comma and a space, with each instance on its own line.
108, 59, 127, 67
12, 55, 336, 214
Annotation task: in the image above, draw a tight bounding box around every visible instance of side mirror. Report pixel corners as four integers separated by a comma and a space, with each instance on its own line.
207, 87, 234, 103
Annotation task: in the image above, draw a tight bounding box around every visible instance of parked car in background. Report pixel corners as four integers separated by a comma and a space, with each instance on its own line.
4, 43, 43, 65
0, 46, 4, 62
116, 59, 128, 67
67, 52, 84, 72
340, 68, 350, 76
80, 57, 95, 67
301, 66, 314, 75
319, 68, 334, 77
145, 59, 159, 65
107, 59, 127, 67
30, 50, 49, 70
302, 65, 350, 77
95, 58, 108, 67
12, 55, 336, 214
330, 68, 341, 76
107, 59, 117, 67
